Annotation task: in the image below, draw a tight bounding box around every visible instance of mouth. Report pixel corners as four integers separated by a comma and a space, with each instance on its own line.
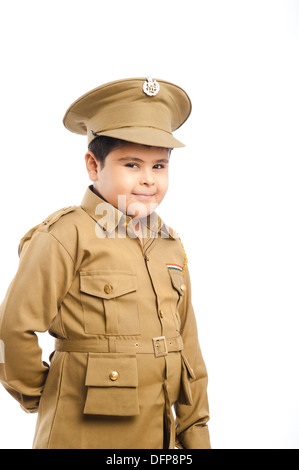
132, 193, 156, 199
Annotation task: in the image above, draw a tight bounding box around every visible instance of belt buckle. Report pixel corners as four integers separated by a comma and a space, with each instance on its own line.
152, 336, 168, 357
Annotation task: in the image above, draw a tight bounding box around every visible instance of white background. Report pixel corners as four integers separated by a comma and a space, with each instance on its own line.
0, 0, 298, 449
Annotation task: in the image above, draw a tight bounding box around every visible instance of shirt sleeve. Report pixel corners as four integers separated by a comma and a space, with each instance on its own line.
174, 266, 211, 449
0, 229, 75, 412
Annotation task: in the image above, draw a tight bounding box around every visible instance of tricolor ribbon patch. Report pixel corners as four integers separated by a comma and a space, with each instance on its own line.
166, 263, 183, 272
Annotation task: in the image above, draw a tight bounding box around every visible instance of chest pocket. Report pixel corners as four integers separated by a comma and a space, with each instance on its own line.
168, 269, 185, 331
79, 270, 140, 336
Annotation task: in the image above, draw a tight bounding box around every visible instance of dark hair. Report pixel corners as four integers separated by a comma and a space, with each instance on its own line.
88, 135, 172, 167
88, 136, 129, 167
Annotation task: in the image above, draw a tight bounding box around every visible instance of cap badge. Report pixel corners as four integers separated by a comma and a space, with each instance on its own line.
143, 77, 160, 97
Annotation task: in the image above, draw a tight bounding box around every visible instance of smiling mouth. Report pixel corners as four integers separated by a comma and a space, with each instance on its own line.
133, 193, 156, 197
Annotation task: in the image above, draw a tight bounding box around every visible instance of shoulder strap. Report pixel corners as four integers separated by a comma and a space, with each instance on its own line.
18, 206, 76, 256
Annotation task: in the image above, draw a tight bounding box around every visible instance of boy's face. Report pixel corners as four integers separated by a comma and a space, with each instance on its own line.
85, 143, 170, 218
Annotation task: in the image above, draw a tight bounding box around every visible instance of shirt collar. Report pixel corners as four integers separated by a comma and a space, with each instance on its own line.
81, 185, 177, 239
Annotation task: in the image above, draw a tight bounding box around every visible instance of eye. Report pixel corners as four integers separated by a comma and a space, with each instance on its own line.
153, 164, 165, 169
125, 163, 139, 168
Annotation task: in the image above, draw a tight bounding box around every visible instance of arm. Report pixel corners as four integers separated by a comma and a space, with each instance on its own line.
0, 229, 75, 412
174, 266, 211, 449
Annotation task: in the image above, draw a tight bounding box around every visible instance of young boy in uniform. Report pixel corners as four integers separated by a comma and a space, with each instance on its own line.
0, 77, 211, 449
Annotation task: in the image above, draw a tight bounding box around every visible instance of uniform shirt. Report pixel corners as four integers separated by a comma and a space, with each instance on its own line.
0, 186, 211, 449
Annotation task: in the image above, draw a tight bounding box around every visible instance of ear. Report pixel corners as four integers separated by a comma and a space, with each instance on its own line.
85, 151, 100, 181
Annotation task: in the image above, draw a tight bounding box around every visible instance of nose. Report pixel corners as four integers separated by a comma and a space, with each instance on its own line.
140, 168, 155, 186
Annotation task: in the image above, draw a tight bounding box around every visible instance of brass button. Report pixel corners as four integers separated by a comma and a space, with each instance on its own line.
104, 284, 112, 294
159, 309, 164, 318
180, 284, 186, 293
109, 370, 119, 381
145, 255, 149, 262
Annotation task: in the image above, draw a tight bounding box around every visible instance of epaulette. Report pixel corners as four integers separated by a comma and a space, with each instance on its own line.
18, 206, 76, 256
41, 206, 77, 229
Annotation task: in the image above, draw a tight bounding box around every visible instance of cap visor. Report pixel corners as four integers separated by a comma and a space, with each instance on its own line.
90, 127, 185, 148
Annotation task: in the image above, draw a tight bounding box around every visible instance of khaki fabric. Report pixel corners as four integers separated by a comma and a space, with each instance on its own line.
63, 77, 192, 147
0, 186, 210, 449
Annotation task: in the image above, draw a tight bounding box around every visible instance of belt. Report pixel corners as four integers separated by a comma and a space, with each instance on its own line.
55, 335, 183, 358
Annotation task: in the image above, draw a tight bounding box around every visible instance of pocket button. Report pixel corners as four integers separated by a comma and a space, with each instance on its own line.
109, 370, 119, 381
104, 284, 112, 294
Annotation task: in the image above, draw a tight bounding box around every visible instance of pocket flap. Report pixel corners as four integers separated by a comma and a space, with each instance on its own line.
80, 271, 137, 299
181, 352, 196, 379
178, 352, 196, 406
85, 353, 138, 387
168, 269, 184, 296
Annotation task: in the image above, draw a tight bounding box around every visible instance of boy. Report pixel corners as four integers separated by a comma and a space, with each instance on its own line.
0, 77, 211, 449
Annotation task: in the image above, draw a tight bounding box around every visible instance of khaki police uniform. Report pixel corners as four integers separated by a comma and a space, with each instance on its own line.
0, 78, 211, 449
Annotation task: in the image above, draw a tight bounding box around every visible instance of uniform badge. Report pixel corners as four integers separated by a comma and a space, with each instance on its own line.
166, 263, 183, 272
143, 77, 160, 97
